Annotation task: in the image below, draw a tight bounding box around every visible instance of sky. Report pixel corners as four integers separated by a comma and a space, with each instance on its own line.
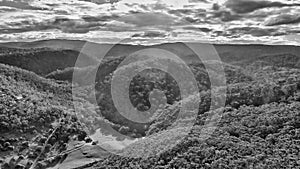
0, 0, 300, 45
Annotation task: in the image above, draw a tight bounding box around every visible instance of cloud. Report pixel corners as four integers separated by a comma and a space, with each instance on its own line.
168, 9, 207, 24
218, 27, 286, 37
151, 3, 168, 10
168, 9, 197, 16
188, 0, 209, 3
225, 0, 300, 13
0, 0, 299, 45
0, 0, 47, 10
265, 14, 300, 26
212, 3, 220, 10
0, 6, 18, 12
0, 16, 106, 34
124, 2, 169, 12
118, 12, 177, 27
81, 14, 119, 22
212, 10, 241, 22
52, 17, 105, 33
184, 17, 199, 23
132, 31, 167, 38
79, 0, 120, 5
183, 26, 212, 32
284, 34, 300, 44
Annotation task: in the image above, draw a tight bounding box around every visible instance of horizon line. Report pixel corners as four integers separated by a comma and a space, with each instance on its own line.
0, 38, 300, 47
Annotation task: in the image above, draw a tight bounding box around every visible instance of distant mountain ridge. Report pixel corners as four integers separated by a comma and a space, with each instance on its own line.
0, 46, 99, 76
1, 39, 300, 64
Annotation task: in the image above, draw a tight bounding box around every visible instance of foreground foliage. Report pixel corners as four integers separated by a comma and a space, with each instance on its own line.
0, 64, 88, 169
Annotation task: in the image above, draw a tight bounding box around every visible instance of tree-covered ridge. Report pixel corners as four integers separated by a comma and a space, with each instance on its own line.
0, 64, 89, 169
0, 45, 299, 169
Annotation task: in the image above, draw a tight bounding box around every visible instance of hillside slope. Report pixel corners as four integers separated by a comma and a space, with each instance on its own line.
89, 60, 300, 169
92, 101, 300, 169
0, 47, 99, 76
0, 64, 90, 169
0, 42, 299, 169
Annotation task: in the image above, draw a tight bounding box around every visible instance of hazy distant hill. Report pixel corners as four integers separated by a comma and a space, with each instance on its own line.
1, 39, 300, 64
0, 47, 99, 76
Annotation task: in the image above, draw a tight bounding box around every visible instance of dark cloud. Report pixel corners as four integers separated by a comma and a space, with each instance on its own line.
132, 31, 167, 38
151, 3, 168, 10
212, 3, 220, 10
44, 3, 60, 7
265, 14, 300, 26
183, 16, 202, 23
168, 9, 195, 16
183, 26, 212, 32
0, 0, 48, 10
0, 16, 106, 34
81, 14, 119, 22
53, 10, 69, 15
169, 8, 206, 16
290, 30, 300, 34
79, 0, 120, 5
195, 27, 212, 33
216, 27, 287, 37
212, 10, 241, 22
52, 17, 105, 33
118, 12, 176, 27
139, 4, 149, 11
128, 10, 141, 14
225, 0, 300, 13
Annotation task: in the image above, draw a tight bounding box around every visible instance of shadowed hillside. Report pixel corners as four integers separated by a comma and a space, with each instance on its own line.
0, 47, 99, 76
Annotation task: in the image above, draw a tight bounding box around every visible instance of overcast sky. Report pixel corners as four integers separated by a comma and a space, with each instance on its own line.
0, 0, 300, 45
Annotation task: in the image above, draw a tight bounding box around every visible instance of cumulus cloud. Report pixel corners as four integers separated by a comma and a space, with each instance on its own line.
182, 16, 201, 23
265, 14, 300, 26
183, 26, 212, 32
132, 31, 167, 38
0, 16, 106, 34
168, 9, 194, 15
189, 0, 209, 3
118, 12, 177, 27
124, 2, 169, 13
52, 17, 106, 33
0, 0, 299, 45
217, 27, 286, 37
212, 10, 241, 22
79, 0, 120, 5
0, 6, 18, 12
81, 14, 119, 22
0, 0, 47, 10
225, 0, 300, 13
284, 34, 300, 44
